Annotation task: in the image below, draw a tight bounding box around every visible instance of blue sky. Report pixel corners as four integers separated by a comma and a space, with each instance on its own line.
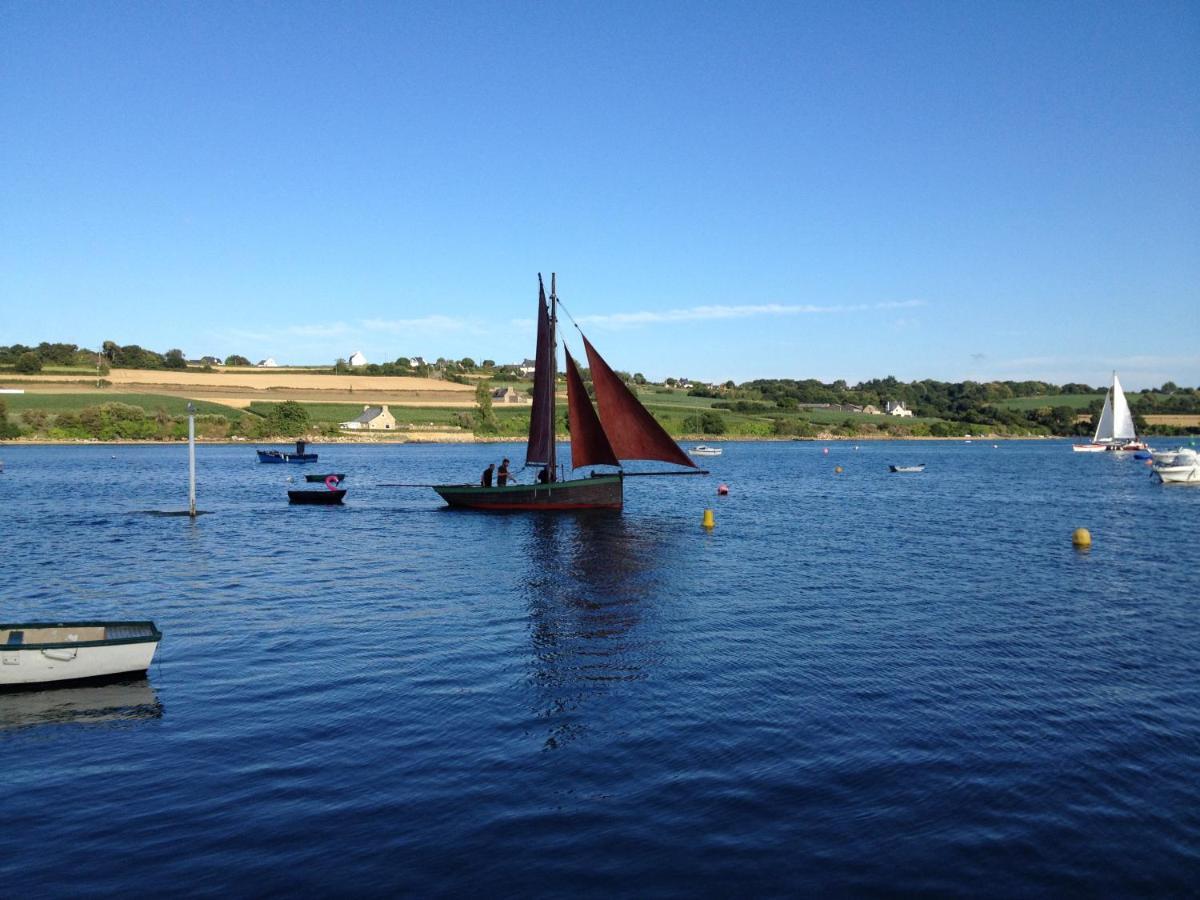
2, 1, 1197, 388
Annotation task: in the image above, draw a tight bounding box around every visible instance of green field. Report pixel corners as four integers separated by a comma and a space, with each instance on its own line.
997, 394, 1102, 410
4, 393, 246, 418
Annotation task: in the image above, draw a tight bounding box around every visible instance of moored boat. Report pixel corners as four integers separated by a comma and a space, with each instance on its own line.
288, 488, 346, 505
1, 621, 162, 691
1072, 373, 1147, 452
258, 440, 319, 463
305, 472, 345, 483
1152, 448, 1200, 484
889, 464, 926, 473
432, 274, 699, 511
689, 445, 723, 456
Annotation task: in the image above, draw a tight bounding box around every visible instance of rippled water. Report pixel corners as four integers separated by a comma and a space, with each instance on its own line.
1, 441, 1197, 894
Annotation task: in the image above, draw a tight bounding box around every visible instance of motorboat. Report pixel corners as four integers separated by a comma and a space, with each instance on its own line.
1, 621, 161, 691
889, 464, 926, 473
689, 445, 723, 457
257, 440, 318, 464
1152, 448, 1200, 485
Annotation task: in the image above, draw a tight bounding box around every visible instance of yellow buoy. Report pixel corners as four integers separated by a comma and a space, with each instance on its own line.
1072, 527, 1092, 549
702, 509, 715, 529
835, 466, 843, 474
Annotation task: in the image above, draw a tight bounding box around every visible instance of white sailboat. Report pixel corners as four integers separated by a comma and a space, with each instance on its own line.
1072, 372, 1147, 452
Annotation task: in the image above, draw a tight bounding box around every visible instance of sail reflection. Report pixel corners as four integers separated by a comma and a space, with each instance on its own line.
522, 512, 662, 750
0, 678, 163, 733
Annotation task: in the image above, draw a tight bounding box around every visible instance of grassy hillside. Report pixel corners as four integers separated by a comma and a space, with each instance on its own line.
5, 393, 247, 419
997, 394, 1101, 410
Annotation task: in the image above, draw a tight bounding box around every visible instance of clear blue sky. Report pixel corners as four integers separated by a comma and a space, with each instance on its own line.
2, 1, 1197, 388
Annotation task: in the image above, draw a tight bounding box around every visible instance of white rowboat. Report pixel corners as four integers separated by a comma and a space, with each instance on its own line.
1, 621, 161, 690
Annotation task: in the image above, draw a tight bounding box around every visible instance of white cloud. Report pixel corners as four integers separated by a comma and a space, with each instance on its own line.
359, 315, 479, 334
570, 299, 926, 327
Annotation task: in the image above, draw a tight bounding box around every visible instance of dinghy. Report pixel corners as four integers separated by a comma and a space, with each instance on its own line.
1, 621, 161, 691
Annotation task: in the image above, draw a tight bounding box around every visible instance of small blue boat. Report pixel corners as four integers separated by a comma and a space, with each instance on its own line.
257, 440, 318, 464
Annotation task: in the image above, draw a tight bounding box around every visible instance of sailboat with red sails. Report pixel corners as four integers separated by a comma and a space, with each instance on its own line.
432, 274, 698, 510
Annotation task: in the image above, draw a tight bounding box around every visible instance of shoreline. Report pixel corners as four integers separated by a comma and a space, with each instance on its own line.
0, 434, 1066, 447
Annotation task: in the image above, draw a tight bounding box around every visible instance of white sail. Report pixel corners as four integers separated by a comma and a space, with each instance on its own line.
1093, 372, 1136, 443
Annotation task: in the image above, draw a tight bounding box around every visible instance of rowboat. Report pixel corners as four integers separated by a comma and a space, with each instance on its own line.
1, 621, 162, 691
305, 473, 345, 483
288, 488, 346, 505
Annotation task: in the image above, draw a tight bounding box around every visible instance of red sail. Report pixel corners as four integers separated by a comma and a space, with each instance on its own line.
564, 347, 619, 469
525, 277, 556, 468
583, 335, 697, 468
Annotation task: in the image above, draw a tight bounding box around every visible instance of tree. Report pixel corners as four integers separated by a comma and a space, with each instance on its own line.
481, 359, 496, 369
474, 381, 498, 433
633, 372, 646, 385
460, 357, 476, 370
164, 348, 187, 369
262, 401, 310, 435
14, 351, 42, 373
225, 354, 251, 367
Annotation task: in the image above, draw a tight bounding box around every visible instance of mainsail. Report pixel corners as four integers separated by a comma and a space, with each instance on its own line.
525, 276, 557, 471
583, 335, 697, 469
1093, 373, 1137, 443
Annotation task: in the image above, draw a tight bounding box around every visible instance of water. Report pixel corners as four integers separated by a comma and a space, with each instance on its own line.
1, 441, 1197, 894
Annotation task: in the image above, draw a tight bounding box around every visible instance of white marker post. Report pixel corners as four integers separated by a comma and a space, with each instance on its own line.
187, 402, 197, 518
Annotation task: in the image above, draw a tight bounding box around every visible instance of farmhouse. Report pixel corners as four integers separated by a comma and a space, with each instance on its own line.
256, 358, 279, 368
517, 358, 537, 377
884, 400, 914, 417
491, 386, 528, 405
348, 351, 368, 367
340, 405, 397, 431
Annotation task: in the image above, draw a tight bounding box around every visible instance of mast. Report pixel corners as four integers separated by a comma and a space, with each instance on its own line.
548, 273, 558, 481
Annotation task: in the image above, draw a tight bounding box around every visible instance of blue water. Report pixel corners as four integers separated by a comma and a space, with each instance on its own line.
1, 441, 1197, 895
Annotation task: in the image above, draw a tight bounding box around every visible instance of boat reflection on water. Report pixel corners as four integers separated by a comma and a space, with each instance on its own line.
0, 678, 163, 732
522, 512, 663, 750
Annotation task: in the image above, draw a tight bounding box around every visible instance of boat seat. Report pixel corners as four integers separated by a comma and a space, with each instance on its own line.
6, 631, 23, 646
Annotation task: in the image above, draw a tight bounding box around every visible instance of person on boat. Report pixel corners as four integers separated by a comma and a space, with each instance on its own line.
481, 463, 495, 487
537, 466, 550, 484
497, 458, 510, 486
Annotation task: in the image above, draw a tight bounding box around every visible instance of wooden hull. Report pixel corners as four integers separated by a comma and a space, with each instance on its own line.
1, 621, 161, 691
288, 489, 346, 505
258, 451, 319, 464
433, 474, 623, 510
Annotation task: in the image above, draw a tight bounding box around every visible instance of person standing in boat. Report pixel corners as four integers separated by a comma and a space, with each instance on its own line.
497, 458, 510, 486
481, 463, 495, 487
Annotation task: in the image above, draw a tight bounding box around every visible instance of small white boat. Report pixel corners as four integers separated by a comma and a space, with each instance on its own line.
1152, 448, 1200, 485
1, 621, 161, 690
1072, 372, 1148, 453
889, 464, 926, 473
689, 445, 723, 456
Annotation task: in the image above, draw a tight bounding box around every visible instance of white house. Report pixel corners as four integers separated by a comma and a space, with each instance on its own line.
256, 358, 279, 368
348, 351, 368, 367
340, 405, 397, 431
884, 400, 914, 417
517, 358, 537, 377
